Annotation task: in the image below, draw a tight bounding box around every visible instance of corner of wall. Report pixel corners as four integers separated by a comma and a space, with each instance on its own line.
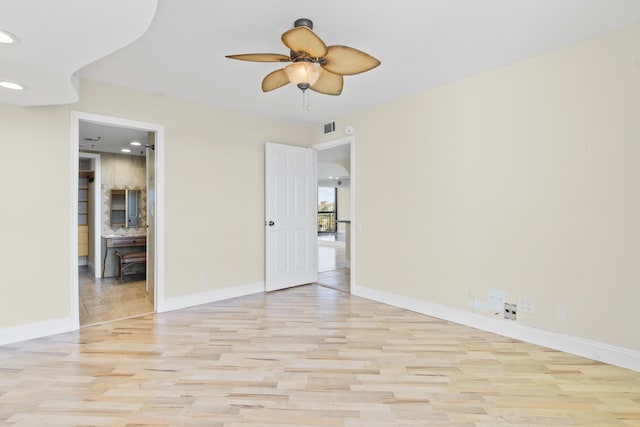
351, 283, 640, 372
0, 317, 74, 347
158, 282, 264, 313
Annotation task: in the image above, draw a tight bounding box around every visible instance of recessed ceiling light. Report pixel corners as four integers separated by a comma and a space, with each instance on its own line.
0, 81, 24, 90
121, 148, 131, 153
130, 141, 142, 146
0, 30, 19, 44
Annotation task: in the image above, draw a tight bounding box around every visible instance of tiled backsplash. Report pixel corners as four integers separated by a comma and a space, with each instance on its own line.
99, 153, 147, 236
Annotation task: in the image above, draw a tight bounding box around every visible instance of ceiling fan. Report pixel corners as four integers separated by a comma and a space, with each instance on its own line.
225, 18, 380, 98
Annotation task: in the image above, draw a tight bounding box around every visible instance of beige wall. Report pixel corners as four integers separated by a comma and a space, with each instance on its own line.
0, 80, 307, 329
337, 186, 351, 221
0, 105, 72, 326
313, 24, 640, 350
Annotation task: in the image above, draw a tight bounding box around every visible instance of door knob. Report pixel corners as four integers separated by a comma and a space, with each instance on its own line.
266, 221, 275, 226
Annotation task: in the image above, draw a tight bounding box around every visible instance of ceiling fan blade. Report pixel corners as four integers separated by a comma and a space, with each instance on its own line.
281, 26, 328, 58
262, 69, 290, 92
322, 45, 381, 75
311, 70, 343, 96
226, 53, 291, 62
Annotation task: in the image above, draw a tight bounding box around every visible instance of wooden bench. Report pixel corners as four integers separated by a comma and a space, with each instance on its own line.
114, 250, 146, 282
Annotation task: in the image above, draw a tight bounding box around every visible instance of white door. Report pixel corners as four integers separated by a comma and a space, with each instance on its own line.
265, 142, 318, 291
146, 131, 156, 308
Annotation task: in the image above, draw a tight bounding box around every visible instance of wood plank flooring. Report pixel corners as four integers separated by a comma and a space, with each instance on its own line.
79, 267, 153, 326
317, 267, 350, 293
1, 285, 639, 426
317, 234, 350, 293
79, 233, 347, 327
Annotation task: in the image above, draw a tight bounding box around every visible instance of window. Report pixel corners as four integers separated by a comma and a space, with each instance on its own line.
317, 187, 337, 233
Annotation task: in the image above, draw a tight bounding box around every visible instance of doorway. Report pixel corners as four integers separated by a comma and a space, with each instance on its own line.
313, 137, 354, 293
70, 111, 165, 329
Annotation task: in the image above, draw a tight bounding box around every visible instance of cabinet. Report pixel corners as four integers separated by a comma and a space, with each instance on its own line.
78, 225, 89, 256
110, 189, 126, 227
78, 170, 93, 257
110, 189, 141, 228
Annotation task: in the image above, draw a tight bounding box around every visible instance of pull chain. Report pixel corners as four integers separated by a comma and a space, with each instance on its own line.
301, 89, 311, 111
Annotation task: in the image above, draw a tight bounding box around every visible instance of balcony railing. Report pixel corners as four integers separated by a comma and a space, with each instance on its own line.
317, 212, 336, 233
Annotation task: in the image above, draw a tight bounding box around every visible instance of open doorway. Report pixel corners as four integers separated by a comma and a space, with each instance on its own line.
70, 111, 165, 329
313, 137, 353, 293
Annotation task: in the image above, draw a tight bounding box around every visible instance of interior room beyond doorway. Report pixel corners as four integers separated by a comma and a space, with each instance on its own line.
77, 119, 154, 326
317, 232, 349, 293
316, 141, 351, 293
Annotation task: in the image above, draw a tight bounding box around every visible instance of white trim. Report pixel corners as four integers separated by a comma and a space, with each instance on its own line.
311, 136, 355, 294
70, 111, 166, 326
153, 124, 166, 313
160, 282, 264, 313
0, 317, 73, 346
349, 138, 355, 290
312, 136, 353, 151
70, 116, 81, 328
352, 284, 640, 372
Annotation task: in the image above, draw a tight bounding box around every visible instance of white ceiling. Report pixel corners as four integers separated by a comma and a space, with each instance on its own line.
0, 0, 157, 105
318, 143, 351, 183
318, 144, 350, 164
79, 121, 150, 157
2, 1, 640, 126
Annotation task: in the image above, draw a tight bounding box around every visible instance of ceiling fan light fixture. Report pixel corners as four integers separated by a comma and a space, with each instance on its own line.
284, 62, 321, 89
226, 18, 379, 104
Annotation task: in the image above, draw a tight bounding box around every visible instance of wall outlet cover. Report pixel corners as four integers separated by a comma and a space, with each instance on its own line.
518, 297, 535, 314
504, 302, 517, 320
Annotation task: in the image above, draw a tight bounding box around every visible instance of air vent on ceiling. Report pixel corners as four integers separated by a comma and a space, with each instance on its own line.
322, 121, 336, 135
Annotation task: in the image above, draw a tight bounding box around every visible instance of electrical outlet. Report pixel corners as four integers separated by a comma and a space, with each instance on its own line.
200, 273, 208, 286
504, 302, 517, 320
517, 297, 535, 314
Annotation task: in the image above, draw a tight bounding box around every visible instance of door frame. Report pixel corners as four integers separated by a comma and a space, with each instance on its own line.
70, 111, 166, 329
311, 135, 355, 292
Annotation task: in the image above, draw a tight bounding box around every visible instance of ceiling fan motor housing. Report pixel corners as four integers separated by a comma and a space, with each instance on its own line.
291, 18, 316, 60
294, 18, 313, 29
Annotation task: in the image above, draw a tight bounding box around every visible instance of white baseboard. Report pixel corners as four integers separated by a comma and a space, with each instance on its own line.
0, 317, 73, 346
1, 282, 264, 346
352, 284, 640, 372
158, 281, 264, 313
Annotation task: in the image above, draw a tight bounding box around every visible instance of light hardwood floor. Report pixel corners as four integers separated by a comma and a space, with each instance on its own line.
317, 233, 350, 293
1, 284, 639, 426
79, 266, 153, 326
79, 234, 346, 327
